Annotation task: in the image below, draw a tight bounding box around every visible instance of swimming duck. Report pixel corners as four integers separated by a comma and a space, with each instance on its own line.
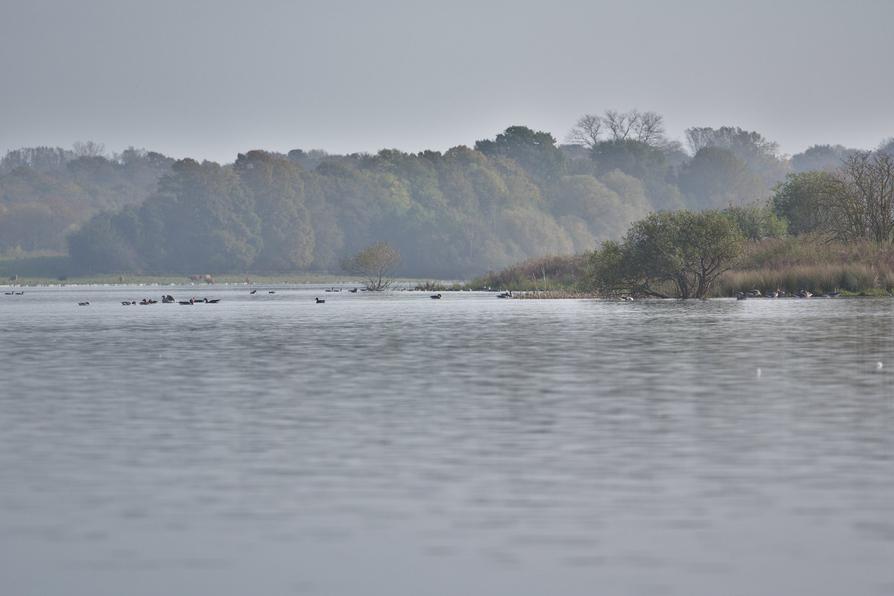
430, 293, 442, 299
315, 297, 325, 304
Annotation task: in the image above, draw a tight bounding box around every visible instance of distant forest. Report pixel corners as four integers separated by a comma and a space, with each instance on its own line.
1, 112, 891, 278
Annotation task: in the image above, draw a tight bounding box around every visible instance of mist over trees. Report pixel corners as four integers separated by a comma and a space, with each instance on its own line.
0, 114, 889, 277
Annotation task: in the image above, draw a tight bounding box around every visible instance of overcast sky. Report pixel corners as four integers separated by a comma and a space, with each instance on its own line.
2, 0, 892, 162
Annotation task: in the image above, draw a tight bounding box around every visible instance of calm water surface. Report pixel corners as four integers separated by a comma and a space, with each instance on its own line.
1, 286, 893, 595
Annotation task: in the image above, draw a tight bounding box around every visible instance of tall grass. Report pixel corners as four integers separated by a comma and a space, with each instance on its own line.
715, 264, 891, 296
716, 237, 894, 296
470, 255, 587, 291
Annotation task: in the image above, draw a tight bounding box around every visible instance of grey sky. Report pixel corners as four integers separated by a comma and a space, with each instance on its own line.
2, 0, 892, 163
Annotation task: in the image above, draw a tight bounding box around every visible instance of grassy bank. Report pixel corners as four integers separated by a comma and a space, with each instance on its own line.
469, 255, 588, 291
469, 237, 894, 297
713, 237, 894, 297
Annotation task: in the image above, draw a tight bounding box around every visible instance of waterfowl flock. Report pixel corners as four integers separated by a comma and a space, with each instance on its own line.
735, 288, 839, 300
1, 285, 855, 307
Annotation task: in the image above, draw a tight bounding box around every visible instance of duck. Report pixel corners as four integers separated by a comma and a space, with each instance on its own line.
746, 289, 762, 297
349, 288, 358, 293
797, 289, 813, 298
824, 291, 841, 298
78, 301, 90, 306
497, 291, 512, 299
250, 289, 257, 295
430, 293, 442, 299
268, 290, 276, 294
315, 297, 325, 304
122, 301, 133, 306
178, 298, 194, 305
205, 298, 221, 304
162, 295, 175, 303
736, 292, 747, 300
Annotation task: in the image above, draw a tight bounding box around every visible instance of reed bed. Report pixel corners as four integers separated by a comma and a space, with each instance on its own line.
716, 237, 894, 296
511, 290, 598, 299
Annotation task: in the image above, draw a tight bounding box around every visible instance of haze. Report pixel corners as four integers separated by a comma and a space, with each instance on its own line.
1, 0, 893, 162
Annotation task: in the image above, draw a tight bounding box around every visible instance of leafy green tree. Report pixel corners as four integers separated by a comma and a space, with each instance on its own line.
148, 159, 261, 272
586, 210, 744, 299
67, 212, 140, 273
791, 144, 855, 173
590, 139, 667, 180
772, 171, 839, 235
678, 147, 765, 209
723, 204, 788, 240
235, 151, 315, 272
685, 126, 788, 188
475, 126, 565, 181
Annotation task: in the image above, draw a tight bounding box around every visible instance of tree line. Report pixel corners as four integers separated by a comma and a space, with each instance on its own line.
485, 143, 894, 299
1, 113, 892, 277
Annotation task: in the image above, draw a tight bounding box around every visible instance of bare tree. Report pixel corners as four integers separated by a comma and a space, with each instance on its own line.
72, 140, 105, 158
632, 111, 665, 146
603, 109, 636, 141
827, 151, 894, 243
341, 242, 401, 291
566, 114, 603, 148
573, 109, 666, 146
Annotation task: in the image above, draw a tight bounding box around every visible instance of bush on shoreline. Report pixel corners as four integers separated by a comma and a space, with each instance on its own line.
471, 236, 894, 297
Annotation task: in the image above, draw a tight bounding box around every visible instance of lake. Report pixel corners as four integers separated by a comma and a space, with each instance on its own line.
1, 286, 893, 595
